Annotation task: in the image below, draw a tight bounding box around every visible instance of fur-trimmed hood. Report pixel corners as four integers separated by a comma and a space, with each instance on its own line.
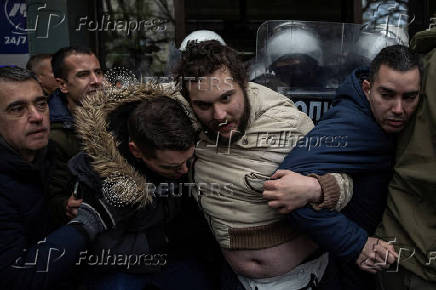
72, 82, 199, 208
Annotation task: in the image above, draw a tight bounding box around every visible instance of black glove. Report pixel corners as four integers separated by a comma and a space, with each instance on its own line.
69, 181, 136, 240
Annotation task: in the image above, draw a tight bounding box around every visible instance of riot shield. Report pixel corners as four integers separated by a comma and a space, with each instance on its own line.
252, 20, 407, 123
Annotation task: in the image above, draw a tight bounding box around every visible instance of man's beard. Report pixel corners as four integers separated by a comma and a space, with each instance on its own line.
204, 89, 250, 146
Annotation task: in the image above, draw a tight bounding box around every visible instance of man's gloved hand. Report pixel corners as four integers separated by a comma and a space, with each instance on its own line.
68, 181, 136, 240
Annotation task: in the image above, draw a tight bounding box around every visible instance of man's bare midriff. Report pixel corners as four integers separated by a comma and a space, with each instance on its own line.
222, 234, 318, 279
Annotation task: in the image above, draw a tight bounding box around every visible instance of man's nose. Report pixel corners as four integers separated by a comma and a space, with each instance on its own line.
90, 72, 103, 86
213, 104, 227, 120
392, 99, 405, 115
28, 105, 44, 123
177, 162, 189, 175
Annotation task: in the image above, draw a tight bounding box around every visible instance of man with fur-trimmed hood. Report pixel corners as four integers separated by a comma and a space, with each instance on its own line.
68, 83, 216, 289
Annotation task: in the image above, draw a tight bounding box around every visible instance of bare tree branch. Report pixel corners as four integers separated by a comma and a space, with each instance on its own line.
152, 0, 175, 24
362, 0, 409, 14
105, 0, 113, 14
361, 0, 410, 27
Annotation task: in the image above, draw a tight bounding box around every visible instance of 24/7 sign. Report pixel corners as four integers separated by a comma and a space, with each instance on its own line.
1, 0, 28, 53
1, 0, 66, 54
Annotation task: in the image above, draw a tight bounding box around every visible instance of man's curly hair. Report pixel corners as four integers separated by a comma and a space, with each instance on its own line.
174, 40, 248, 100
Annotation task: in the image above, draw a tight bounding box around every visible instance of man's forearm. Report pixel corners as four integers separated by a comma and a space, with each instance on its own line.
290, 207, 368, 263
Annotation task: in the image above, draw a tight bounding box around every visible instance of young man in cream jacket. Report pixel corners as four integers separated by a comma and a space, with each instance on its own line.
175, 40, 354, 289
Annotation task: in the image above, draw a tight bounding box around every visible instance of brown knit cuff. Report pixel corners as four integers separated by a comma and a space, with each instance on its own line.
229, 220, 300, 250
308, 173, 340, 211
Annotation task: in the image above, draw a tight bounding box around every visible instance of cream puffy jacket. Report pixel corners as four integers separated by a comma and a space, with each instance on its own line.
192, 82, 352, 249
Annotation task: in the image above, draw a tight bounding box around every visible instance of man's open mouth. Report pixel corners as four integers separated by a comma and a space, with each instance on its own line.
218, 120, 234, 133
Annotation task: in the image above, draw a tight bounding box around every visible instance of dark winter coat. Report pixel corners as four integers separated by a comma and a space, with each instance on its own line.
47, 89, 81, 225
279, 68, 395, 262
68, 84, 214, 273
0, 137, 88, 290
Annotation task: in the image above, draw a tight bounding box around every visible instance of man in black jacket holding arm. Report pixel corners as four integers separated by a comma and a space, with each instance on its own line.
0, 66, 121, 290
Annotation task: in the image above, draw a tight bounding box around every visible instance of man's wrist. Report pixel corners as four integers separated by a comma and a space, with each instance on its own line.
307, 176, 323, 203
70, 203, 107, 241
308, 173, 341, 210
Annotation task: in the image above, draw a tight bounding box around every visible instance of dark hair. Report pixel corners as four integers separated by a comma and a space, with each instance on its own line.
370, 45, 422, 83
174, 40, 248, 100
26, 53, 52, 71
128, 96, 196, 158
51, 46, 95, 80
0, 66, 37, 83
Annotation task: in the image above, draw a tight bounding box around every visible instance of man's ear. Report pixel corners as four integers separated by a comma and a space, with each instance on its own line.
33, 72, 43, 83
56, 78, 68, 94
362, 79, 371, 100
128, 140, 143, 159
